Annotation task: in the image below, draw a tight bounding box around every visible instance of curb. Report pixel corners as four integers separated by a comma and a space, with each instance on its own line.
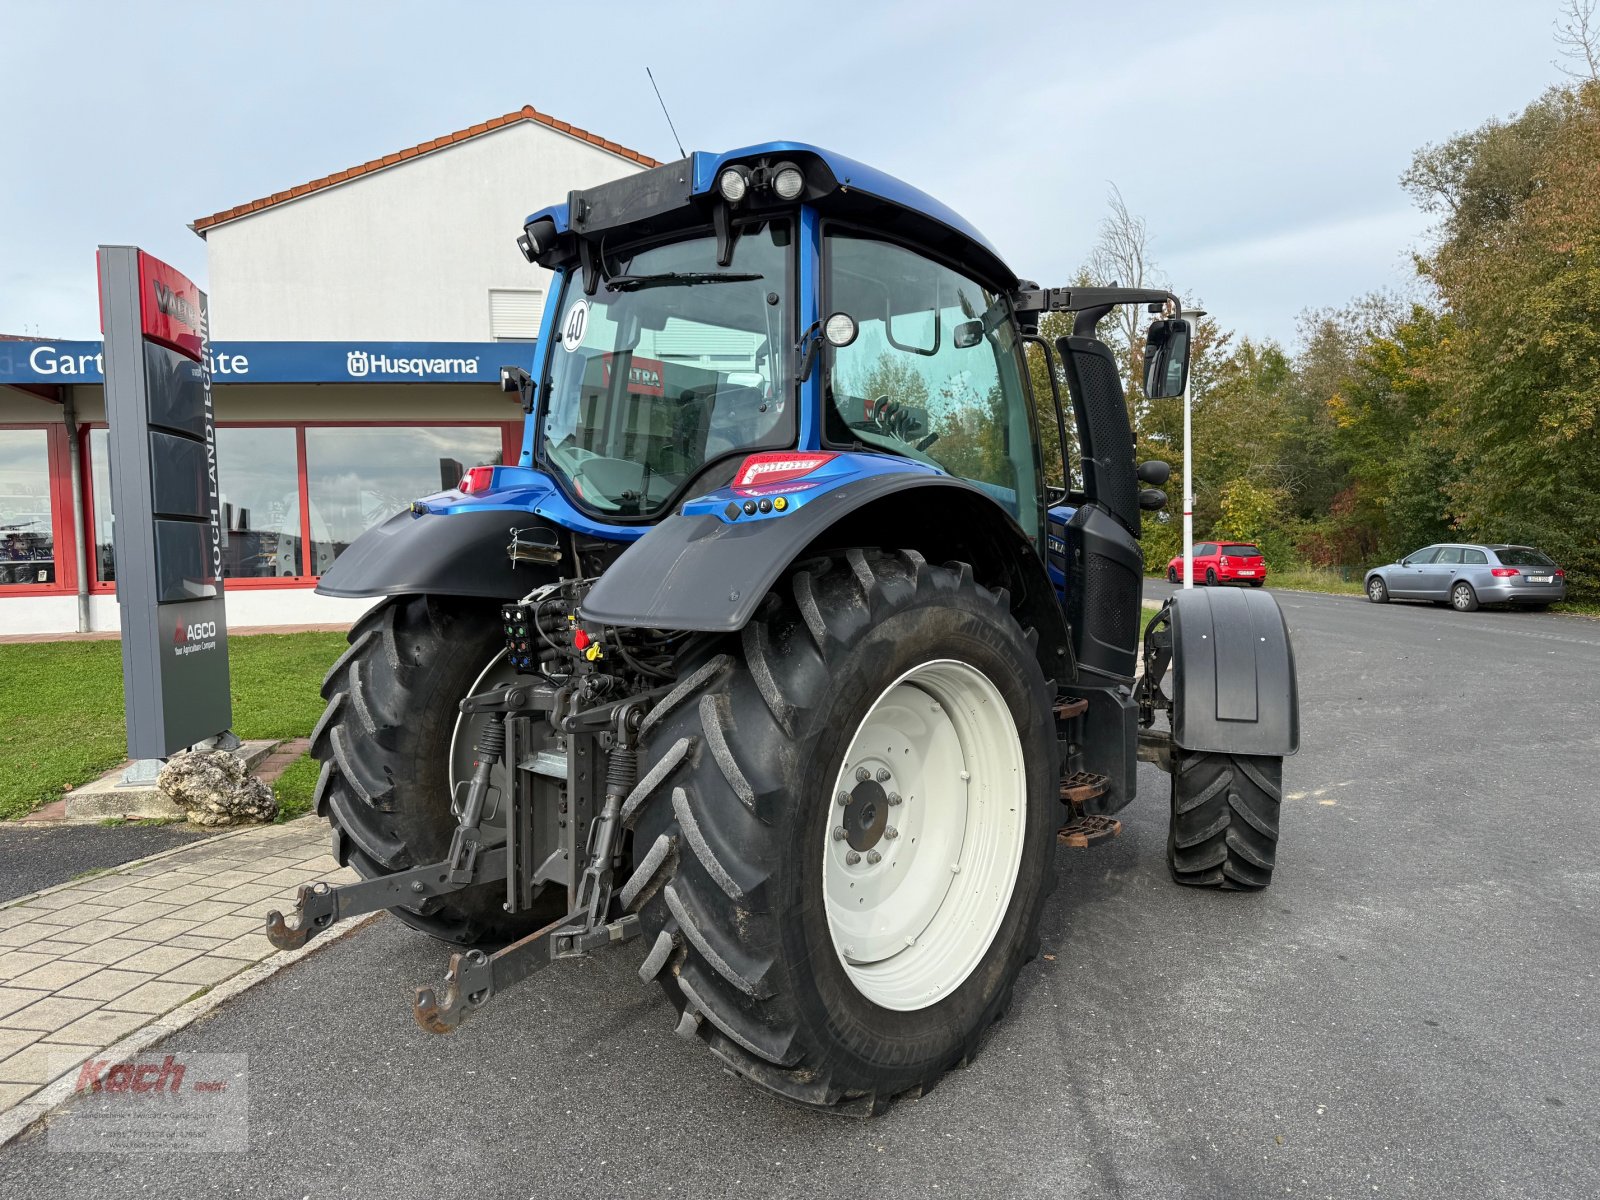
0, 908, 380, 1148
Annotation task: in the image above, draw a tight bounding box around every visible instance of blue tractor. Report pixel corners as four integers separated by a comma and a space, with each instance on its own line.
268, 144, 1299, 1112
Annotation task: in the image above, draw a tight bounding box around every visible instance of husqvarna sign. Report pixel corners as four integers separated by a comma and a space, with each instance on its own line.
97, 246, 233, 758
0, 340, 506, 384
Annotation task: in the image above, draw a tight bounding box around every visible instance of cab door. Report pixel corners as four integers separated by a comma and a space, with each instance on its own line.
1390, 546, 1438, 597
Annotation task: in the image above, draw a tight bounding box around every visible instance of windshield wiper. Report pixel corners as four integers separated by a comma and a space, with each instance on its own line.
605, 271, 763, 293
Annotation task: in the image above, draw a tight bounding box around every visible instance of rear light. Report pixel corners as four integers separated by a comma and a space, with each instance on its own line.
732, 451, 836, 491
458, 466, 495, 494
1220, 557, 1231, 567
1490, 568, 1519, 577
1556, 568, 1566, 577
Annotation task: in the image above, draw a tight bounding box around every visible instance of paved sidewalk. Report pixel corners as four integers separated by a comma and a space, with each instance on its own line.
0, 816, 354, 1122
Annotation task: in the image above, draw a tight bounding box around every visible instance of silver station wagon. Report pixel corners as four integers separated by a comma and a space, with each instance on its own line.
1365, 544, 1567, 611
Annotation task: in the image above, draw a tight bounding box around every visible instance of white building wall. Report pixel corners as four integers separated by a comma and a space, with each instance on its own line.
205, 123, 648, 341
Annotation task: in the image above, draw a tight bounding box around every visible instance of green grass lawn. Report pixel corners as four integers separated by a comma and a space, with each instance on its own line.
0, 631, 347, 821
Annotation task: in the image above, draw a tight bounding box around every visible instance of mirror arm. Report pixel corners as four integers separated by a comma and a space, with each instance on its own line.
794, 319, 823, 385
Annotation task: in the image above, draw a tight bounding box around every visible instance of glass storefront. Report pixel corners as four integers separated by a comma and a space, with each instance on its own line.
85, 423, 507, 586
303, 426, 502, 573
0, 428, 55, 586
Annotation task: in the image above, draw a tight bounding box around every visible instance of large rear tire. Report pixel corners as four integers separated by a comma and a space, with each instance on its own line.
620, 550, 1057, 1112
1167, 749, 1282, 890
311, 594, 563, 946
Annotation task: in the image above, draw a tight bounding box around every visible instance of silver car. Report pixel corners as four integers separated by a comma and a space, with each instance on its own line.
1365, 544, 1567, 611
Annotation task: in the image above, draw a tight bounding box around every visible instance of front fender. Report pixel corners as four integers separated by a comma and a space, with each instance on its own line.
1166, 587, 1299, 756
315, 507, 558, 601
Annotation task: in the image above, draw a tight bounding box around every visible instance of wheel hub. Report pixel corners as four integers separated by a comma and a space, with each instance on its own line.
844, 779, 890, 850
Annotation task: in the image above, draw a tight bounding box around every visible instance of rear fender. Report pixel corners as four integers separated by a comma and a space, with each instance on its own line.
1164, 587, 1299, 756
315, 507, 560, 601
579, 467, 1072, 682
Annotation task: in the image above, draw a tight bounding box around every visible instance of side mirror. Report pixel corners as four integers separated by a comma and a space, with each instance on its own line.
1139, 488, 1168, 511
1142, 318, 1192, 399
953, 319, 984, 350
1137, 460, 1170, 486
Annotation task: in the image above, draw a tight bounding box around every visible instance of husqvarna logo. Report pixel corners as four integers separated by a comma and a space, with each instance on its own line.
347, 350, 370, 377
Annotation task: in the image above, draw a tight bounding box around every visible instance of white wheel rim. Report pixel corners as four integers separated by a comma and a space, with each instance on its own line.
821, 659, 1026, 1011
1370, 581, 1382, 600
1454, 586, 1469, 609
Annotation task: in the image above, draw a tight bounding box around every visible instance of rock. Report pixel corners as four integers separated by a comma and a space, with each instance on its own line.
157, 750, 278, 827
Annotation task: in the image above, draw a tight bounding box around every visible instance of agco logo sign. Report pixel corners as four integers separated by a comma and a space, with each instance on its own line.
173, 619, 219, 656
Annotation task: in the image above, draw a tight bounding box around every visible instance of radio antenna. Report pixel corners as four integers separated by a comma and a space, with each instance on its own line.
646, 67, 687, 160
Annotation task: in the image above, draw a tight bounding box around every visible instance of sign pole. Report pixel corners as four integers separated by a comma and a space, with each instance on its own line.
98, 246, 233, 762
1180, 307, 1206, 590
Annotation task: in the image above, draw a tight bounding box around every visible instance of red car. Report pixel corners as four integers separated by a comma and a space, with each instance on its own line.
1167, 541, 1268, 587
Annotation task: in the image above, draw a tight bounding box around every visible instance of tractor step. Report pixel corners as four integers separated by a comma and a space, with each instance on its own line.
1059, 770, 1109, 806
1053, 697, 1089, 721
1057, 814, 1122, 848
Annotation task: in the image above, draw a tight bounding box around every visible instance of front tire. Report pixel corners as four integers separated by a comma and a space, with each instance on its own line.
311, 595, 563, 946
1367, 577, 1389, 603
1168, 750, 1282, 890
1168, 566, 1179, 584
621, 550, 1057, 1112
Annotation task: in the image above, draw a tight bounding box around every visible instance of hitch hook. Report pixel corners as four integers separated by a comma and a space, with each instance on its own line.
263, 882, 336, 951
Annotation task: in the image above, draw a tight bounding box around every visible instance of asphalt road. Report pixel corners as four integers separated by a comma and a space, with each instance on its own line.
0, 821, 211, 903
5, 585, 1599, 1198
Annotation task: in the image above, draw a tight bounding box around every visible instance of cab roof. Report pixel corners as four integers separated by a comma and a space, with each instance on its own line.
525, 141, 1015, 289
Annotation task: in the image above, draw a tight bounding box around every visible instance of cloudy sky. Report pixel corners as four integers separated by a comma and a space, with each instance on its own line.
0, 0, 1572, 347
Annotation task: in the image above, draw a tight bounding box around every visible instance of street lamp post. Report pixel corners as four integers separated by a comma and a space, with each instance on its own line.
1181, 307, 1206, 590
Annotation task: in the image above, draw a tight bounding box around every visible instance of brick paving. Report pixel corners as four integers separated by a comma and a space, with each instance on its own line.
0, 816, 354, 1117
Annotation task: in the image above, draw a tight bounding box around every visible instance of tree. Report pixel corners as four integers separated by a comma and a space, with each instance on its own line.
1404, 82, 1600, 594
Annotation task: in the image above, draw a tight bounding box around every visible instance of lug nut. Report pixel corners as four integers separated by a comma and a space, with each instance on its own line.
837, 791, 850, 806
876, 768, 891, 783
888, 792, 902, 806
855, 766, 870, 783
846, 850, 861, 865
833, 826, 848, 841
884, 826, 899, 840
866, 850, 882, 864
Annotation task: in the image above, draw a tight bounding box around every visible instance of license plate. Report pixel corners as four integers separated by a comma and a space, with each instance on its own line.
1528, 575, 1553, 583
1238, 570, 1256, 576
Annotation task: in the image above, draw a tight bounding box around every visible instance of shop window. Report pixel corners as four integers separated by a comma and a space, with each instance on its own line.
490, 289, 544, 342
90, 427, 306, 582
304, 426, 502, 572
0, 429, 56, 586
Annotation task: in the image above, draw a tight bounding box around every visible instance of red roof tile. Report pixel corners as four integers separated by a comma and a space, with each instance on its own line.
191, 105, 660, 234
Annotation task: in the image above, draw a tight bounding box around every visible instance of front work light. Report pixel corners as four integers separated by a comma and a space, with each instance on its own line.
718, 167, 749, 203
772, 164, 805, 200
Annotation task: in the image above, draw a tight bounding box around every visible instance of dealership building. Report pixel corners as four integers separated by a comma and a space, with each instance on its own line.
0, 106, 655, 635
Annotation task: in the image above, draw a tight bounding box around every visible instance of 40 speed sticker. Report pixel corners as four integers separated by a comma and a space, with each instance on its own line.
560, 299, 589, 351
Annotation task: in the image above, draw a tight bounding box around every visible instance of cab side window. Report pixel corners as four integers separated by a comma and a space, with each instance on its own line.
1462, 549, 1487, 565
1405, 547, 1439, 566
824, 230, 1039, 541
1436, 547, 1464, 565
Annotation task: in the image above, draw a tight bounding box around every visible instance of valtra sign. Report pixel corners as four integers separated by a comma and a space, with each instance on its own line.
98, 246, 233, 759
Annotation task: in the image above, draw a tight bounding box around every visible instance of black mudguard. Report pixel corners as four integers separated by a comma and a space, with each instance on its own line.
1166, 587, 1299, 757
315, 507, 558, 601
580, 473, 1070, 677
